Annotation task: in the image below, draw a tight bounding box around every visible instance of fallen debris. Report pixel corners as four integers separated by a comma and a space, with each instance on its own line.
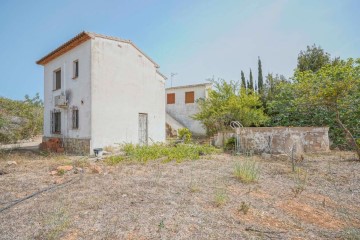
6, 161, 17, 166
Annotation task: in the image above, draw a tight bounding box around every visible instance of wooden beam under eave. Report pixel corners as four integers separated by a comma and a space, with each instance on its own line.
36, 35, 91, 65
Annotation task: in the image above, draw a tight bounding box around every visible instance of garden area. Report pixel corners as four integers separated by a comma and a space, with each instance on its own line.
0, 144, 359, 239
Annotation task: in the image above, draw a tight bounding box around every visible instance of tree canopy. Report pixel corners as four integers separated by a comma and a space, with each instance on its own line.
193, 79, 269, 136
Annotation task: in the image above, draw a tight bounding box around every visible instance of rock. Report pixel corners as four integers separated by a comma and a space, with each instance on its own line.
49, 170, 58, 175
261, 153, 271, 160
57, 165, 73, 171
90, 164, 102, 174
74, 167, 83, 174
6, 161, 17, 166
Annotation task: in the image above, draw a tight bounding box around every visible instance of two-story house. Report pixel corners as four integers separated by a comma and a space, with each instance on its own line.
37, 32, 167, 154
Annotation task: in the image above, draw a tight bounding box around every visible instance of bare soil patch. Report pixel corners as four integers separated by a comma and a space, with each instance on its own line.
0, 151, 359, 239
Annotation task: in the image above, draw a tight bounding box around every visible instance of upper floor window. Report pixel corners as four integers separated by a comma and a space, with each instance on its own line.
167, 93, 175, 104
185, 91, 194, 104
73, 60, 79, 79
54, 69, 61, 90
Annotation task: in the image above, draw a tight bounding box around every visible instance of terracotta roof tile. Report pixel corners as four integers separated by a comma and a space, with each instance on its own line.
36, 31, 160, 68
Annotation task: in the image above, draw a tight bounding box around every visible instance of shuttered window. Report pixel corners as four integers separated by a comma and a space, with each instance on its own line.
185, 91, 194, 103
72, 108, 79, 129
73, 60, 79, 78
54, 69, 61, 90
51, 110, 61, 134
167, 93, 175, 104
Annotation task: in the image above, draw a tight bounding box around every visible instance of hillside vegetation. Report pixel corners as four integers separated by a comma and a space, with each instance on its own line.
0, 94, 43, 144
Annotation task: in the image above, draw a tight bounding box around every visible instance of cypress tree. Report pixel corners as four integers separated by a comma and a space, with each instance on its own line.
258, 57, 264, 92
241, 70, 246, 90
249, 69, 254, 91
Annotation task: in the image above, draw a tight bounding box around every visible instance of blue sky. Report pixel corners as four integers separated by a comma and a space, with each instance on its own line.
0, 0, 359, 100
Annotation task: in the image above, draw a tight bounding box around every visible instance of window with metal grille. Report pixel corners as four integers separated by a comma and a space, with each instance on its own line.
73, 60, 79, 78
185, 91, 194, 103
51, 110, 61, 134
54, 69, 61, 90
72, 108, 79, 129
167, 93, 175, 104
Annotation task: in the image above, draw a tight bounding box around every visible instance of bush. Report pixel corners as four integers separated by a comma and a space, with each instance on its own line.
178, 128, 192, 143
224, 137, 236, 151
105, 155, 125, 165
234, 160, 260, 183
0, 94, 43, 144
120, 143, 219, 163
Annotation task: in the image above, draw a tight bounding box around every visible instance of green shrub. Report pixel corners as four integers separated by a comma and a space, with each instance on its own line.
121, 143, 219, 163
234, 160, 260, 183
224, 137, 236, 151
178, 128, 192, 143
214, 189, 228, 207
105, 155, 125, 165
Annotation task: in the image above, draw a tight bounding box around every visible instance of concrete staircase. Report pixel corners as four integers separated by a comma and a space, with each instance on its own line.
166, 113, 185, 137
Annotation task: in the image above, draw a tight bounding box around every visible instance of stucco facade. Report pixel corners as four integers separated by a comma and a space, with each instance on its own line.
39, 32, 166, 154
165, 83, 211, 136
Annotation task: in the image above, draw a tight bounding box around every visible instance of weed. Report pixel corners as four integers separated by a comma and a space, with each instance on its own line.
291, 167, 308, 197
105, 155, 125, 165
57, 169, 65, 176
189, 183, 201, 193
178, 128, 192, 143
158, 219, 165, 231
214, 189, 228, 207
36, 208, 70, 240
121, 143, 219, 163
103, 145, 116, 153
234, 160, 260, 183
238, 201, 251, 214
73, 158, 89, 168
224, 137, 236, 151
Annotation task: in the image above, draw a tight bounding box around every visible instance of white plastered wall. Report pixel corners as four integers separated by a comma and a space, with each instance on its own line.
90, 37, 166, 148
165, 84, 211, 136
43, 41, 92, 141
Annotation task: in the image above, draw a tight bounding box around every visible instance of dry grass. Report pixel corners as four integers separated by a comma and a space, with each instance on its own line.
0, 150, 359, 239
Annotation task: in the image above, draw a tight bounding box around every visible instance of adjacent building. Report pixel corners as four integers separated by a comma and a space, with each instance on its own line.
37, 32, 167, 154
165, 83, 212, 137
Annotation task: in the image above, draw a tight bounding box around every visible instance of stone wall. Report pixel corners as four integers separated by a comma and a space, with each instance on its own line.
213, 127, 330, 154
43, 137, 91, 155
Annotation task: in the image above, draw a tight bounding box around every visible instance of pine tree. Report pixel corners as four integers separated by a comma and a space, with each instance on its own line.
258, 57, 264, 92
241, 70, 246, 90
249, 69, 254, 91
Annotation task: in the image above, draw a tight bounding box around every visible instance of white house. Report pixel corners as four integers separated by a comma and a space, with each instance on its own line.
165, 83, 212, 136
37, 32, 167, 154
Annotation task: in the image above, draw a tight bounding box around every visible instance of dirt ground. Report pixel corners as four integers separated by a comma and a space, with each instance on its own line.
0, 150, 359, 240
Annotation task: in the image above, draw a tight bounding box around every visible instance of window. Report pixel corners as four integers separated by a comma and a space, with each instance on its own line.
51, 110, 61, 134
167, 93, 175, 104
72, 108, 79, 129
185, 91, 194, 103
73, 60, 79, 78
54, 69, 61, 90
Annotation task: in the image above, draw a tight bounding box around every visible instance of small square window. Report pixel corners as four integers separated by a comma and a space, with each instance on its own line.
185, 91, 194, 104
167, 93, 175, 104
73, 60, 79, 78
